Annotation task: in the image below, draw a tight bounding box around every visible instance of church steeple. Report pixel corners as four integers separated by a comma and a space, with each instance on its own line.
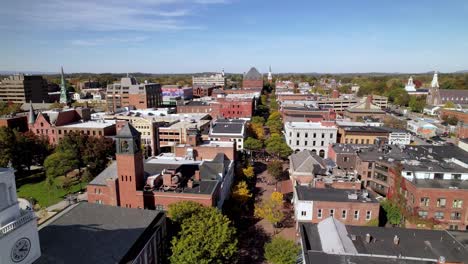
267, 65, 272, 84
431, 71, 439, 88
28, 101, 36, 125
59, 66, 69, 104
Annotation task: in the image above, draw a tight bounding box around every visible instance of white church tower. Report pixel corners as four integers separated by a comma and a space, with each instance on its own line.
404, 76, 416, 92
267, 66, 273, 84
0, 168, 41, 264
431, 71, 439, 88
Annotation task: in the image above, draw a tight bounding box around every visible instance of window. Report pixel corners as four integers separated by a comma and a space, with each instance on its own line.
296, 140, 299, 145
434, 212, 444, 219
322, 133, 325, 138
297, 132, 300, 137
367, 171, 372, 178
341, 210, 347, 219
449, 225, 459, 230
313, 141, 316, 146
321, 141, 324, 146
418, 211, 428, 219
301, 211, 307, 216
95, 200, 103, 204
366, 211, 372, 220
451, 212, 461, 220
304, 141, 308, 146
313, 133, 316, 138
317, 209, 322, 219
436, 198, 446, 208
452, 174, 462, 180
406, 172, 411, 176
420, 197, 430, 207
366, 139, 370, 144
453, 200, 463, 208
434, 173, 444, 180
354, 210, 359, 220
305, 133, 308, 138
330, 133, 333, 138
343, 157, 349, 162
289, 132, 292, 137
330, 209, 335, 217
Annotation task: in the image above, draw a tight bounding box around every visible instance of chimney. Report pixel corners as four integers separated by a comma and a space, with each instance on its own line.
331, 89, 340, 99
365, 95, 373, 109
365, 233, 372, 243
393, 235, 399, 245
116, 120, 128, 134
194, 170, 201, 181
437, 256, 446, 264
162, 171, 173, 186
187, 179, 194, 188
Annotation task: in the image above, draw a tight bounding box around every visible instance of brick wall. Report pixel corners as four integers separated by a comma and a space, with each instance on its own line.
440, 109, 468, 123
309, 201, 380, 226
0, 116, 28, 132
217, 98, 254, 119
242, 79, 263, 89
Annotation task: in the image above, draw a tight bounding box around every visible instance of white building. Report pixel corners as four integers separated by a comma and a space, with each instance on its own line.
192, 73, 226, 87
405, 76, 417, 92
209, 119, 247, 151
380, 127, 412, 145
407, 120, 437, 138
285, 122, 337, 158
0, 168, 41, 264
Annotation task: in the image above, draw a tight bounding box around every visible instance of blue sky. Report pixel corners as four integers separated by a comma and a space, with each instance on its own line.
1, 0, 468, 73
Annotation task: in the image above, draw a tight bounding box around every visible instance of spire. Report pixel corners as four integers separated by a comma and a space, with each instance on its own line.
267, 65, 272, 82
59, 66, 69, 104
221, 68, 225, 77
431, 71, 439, 88
28, 100, 36, 124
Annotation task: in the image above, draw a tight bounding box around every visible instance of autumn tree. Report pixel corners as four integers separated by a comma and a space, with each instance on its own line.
266, 111, 283, 134
267, 160, 284, 182
242, 166, 255, 179
444, 101, 456, 109
264, 237, 300, 264
170, 206, 237, 264
255, 192, 285, 231
232, 181, 252, 205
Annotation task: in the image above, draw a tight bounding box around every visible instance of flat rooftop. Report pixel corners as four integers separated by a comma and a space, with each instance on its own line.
58, 120, 116, 129
295, 186, 378, 203
36, 202, 164, 264
285, 122, 336, 129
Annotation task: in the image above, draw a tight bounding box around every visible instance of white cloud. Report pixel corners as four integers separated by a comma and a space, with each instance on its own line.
71, 36, 150, 46
0, 0, 224, 32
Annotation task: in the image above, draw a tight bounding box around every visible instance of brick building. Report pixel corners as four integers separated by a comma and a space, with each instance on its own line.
337, 125, 389, 145
293, 186, 380, 227
209, 119, 247, 150
242, 67, 263, 89
440, 109, 468, 123
87, 123, 236, 210
106, 77, 162, 112
289, 150, 328, 185
0, 115, 28, 132
176, 101, 221, 118
192, 85, 218, 98
28, 107, 115, 144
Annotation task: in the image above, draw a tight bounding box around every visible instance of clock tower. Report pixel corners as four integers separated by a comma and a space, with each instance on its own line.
116, 123, 145, 209
0, 168, 41, 264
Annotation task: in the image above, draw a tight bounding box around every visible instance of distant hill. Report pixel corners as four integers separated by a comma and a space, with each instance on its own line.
455, 70, 468, 73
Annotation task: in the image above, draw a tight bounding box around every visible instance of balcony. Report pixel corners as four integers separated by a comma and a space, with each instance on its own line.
0, 210, 35, 238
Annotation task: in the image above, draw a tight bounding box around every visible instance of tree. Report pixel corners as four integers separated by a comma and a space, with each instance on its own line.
244, 137, 263, 153
255, 192, 284, 230
242, 166, 255, 179
267, 160, 283, 182
266, 112, 283, 134
265, 134, 292, 159
408, 96, 426, 113
381, 200, 402, 226
252, 116, 265, 125
264, 237, 300, 264
170, 207, 237, 264
0, 127, 15, 167
44, 151, 79, 183
168, 201, 204, 223
232, 181, 252, 205
444, 101, 456, 109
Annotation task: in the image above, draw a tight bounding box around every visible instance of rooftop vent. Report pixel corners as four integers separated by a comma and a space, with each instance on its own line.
365, 233, 372, 243
393, 235, 400, 245
348, 193, 358, 200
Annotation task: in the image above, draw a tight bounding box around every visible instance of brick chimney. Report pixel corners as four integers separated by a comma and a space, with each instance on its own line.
194, 170, 201, 181
331, 89, 340, 99
116, 120, 128, 134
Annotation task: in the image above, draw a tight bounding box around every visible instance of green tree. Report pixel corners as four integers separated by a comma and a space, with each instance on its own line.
408, 96, 426, 113
267, 160, 283, 182
265, 134, 292, 159
0, 127, 15, 167
44, 151, 79, 182
168, 201, 204, 223
244, 137, 263, 153
252, 116, 265, 125
264, 237, 300, 264
381, 200, 402, 226
444, 101, 456, 109
266, 111, 283, 134
170, 207, 237, 264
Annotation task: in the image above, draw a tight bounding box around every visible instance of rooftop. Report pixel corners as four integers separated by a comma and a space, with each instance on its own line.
285, 121, 337, 129
210, 119, 246, 135
290, 150, 327, 175
36, 202, 164, 264
295, 186, 378, 203
243, 67, 262, 80
340, 126, 389, 133
300, 218, 468, 264
58, 119, 116, 129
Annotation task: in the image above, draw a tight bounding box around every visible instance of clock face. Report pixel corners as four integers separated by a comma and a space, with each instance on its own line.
11, 238, 31, 263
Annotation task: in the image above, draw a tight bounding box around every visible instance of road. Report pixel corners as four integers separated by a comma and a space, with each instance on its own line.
46, 192, 87, 212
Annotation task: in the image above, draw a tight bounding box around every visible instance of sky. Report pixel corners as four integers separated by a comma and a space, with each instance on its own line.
1, 0, 468, 74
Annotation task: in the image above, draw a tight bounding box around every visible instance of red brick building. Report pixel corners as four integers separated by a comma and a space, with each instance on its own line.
87, 123, 236, 210
217, 97, 254, 119
176, 101, 221, 118
440, 109, 468, 123
192, 85, 218, 98
293, 186, 380, 227
242, 67, 263, 89
106, 77, 162, 112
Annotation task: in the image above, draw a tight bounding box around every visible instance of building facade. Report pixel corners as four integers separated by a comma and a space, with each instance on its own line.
0, 74, 49, 104
106, 77, 162, 111
285, 121, 337, 158
242, 67, 263, 89
192, 73, 226, 87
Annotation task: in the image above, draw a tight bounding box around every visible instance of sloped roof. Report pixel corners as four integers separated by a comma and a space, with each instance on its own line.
290, 150, 325, 174
346, 97, 384, 113
244, 67, 262, 80
116, 123, 141, 138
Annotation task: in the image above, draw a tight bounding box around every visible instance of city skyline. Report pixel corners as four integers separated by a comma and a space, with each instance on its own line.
1, 0, 468, 73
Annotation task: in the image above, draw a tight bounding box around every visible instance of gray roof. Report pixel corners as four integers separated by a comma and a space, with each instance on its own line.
116, 123, 140, 138
340, 126, 389, 133
295, 186, 378, 203
210, 119, 245, 135
243, 67, 262, 80
290, 150, 326, 175
89, 161, 118, 185
409, 178, 468, 190
300, 222, 468, 264
36, 202, 164, 264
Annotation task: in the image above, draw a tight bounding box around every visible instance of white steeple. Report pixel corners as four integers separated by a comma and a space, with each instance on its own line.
267, 66, 272, 82
431, 71, 439, 88
405, 76, 416, 92
221, 68, 225, 77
